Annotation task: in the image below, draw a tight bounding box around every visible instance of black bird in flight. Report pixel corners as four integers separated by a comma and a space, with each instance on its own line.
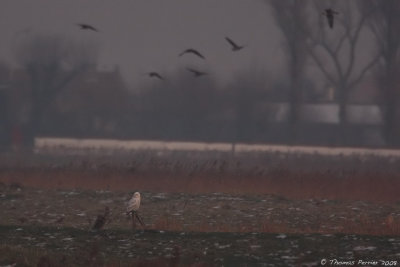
186, 67, 208, 77
322, 8, 339, 29
225, 37, 245, 51
179, 49, 205, 60
77, 23, 98, 32
147, 72, 165, 80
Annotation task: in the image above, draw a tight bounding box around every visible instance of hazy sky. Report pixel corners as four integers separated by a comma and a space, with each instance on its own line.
0, 0, 283, 89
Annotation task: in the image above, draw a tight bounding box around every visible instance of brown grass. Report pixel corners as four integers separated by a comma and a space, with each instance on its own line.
0, 168, 399, 203
1, 154, 400, 236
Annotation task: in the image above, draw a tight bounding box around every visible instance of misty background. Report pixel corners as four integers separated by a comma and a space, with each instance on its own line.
0, 0, 399, 151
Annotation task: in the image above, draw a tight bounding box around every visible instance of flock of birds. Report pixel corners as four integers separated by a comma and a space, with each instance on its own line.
78, 23, 245, 81
84, 7, 339, 230
143, 37, 246, 81
76, 7, 338, 83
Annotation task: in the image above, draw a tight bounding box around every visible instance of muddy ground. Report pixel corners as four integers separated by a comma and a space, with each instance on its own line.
1, 224, 400, 266
1, 184, 400, 266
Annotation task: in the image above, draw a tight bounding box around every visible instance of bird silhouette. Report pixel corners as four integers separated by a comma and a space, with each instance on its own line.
186, 67, 208, 77
322, 8, 339, 29
179, 49, 205, 59
92, 207, 110, 230
54, 217, 64, 224
77, 23, 98, 32
18, 217, 27, 224
147, 72, 165, 80
225, 37, 245, 51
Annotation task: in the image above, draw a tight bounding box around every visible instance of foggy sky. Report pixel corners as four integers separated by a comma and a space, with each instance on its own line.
0, 0, 285, 89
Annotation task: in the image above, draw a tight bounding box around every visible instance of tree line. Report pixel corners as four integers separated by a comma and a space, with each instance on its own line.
0, 0, 399, 151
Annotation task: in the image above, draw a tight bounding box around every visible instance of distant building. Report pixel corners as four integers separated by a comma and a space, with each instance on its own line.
266, 103, 382, 125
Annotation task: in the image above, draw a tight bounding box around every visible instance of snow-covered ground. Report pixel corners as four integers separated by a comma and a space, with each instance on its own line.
35, 137, 400, 157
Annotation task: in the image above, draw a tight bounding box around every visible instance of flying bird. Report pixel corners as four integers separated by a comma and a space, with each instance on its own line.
322, 8, 339, 29
77, 23, 98, 32
179, 49, 205, 60
186, 67, 208, 77
147, 72, 165, 80
126, 192, 145, 229
225, 37, 245, 51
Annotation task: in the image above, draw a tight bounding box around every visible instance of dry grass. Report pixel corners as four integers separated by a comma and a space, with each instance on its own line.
1, 152, 400, 238
0, 168, 399, 203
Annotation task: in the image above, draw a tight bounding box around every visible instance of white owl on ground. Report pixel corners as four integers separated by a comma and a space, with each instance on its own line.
126, 192, 145, 229
126, 192, 141, 214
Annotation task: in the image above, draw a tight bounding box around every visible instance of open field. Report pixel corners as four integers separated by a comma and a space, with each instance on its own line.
1, 224, 400, 266
1, 145, 400, 266
1, 185, 400, 266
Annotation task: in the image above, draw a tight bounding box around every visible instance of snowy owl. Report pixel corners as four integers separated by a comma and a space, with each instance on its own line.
126, 192, 145, 229
127, 192, 141, 214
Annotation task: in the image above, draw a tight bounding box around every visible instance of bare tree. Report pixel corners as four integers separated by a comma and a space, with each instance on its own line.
269, 0, 310, 143
307, 0, 379, 145
14, 34, 97, 148
360, 0, 400, 146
